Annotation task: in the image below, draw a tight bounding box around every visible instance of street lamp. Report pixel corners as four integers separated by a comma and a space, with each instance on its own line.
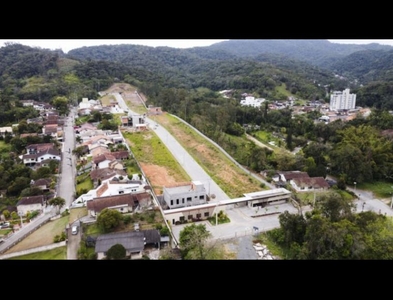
215, 202, 219, 226
391, 186, 393, 209
354, 182, 357, 193
313, 189, 316, 207
18, 211, 23, 228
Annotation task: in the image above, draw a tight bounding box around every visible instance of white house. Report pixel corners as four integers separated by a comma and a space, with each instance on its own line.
22, 148, 61, 166
71, 176, 147, 207
0, 127, 13, 137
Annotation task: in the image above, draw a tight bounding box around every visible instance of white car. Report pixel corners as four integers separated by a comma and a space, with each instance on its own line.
0, 222, 10, 229
71, 225, 79, 235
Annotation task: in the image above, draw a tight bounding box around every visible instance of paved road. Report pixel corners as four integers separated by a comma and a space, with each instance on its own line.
59, 108, 77, 210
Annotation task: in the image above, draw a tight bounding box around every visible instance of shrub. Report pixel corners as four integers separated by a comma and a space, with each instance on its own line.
123, 215, 132, 224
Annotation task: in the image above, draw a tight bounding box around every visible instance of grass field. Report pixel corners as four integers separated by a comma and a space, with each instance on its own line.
7, 246, 67, 260
4, 215, 70, 254
356, 181, 393, 198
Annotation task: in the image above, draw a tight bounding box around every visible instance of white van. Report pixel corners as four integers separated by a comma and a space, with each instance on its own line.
71, 225, 78, 235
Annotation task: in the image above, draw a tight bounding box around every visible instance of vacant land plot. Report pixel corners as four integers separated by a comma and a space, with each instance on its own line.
152, 114, 264, 198
122, 130, 191, 195
4, 215, 69, 254
104, 83, 147, 114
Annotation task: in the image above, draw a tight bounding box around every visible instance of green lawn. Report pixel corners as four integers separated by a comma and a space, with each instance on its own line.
356, 181, 393, 198
7, 246, 67, 260
76, 173, 93, 195
252, 131, 282, 148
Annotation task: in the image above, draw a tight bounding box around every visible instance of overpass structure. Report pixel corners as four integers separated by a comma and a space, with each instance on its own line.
163, 188, 292, 226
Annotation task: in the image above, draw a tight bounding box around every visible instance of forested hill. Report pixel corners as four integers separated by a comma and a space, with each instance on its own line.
67, 43, 341, 94
2, 41, 393, 111
207, 39, 393, 66
67, 40, 393, 86
327, 49, 393, 83
69, 40, 393, 69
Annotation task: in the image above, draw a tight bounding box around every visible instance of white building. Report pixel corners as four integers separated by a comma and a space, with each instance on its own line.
71, 176, 147, 207
163, 181, 207, 209
329, 88, 356, 111
240, 96, 265, 108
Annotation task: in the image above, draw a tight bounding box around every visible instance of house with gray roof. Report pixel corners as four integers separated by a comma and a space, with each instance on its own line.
94, 229, 161, 260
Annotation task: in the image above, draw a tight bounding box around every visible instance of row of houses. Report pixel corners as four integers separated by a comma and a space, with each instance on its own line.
72, 99, 170, 258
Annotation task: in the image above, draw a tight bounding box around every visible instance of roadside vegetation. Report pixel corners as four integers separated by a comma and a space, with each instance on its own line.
356, 181, 393, 199
257, 192, 393, 259
7, 246, 67, 260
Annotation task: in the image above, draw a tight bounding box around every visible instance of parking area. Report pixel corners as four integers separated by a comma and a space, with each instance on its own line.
170, 201, 303, 245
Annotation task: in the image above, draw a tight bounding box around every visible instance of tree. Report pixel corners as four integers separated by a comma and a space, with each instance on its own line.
2, 210, 10, 220
48, 196, 66, 214
73, 145, 86, 158
278, 210, 307, 247
96, 208, 122, 232
106, 243, 126, 260
179, 223, 215, 259
32, 166, 51, 180
51, 96, 69, 115
317, 192, 355, 222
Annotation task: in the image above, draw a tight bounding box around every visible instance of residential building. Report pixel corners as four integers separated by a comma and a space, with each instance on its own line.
86, 191, 153, 217
240, 96, 265, 108
289, 177, 330, 192
22, 148, 61, 167
26, 143, 55, 154
0, 127, 13, 137
30, 178, 52, 192
329, 88, 356, 111
94, 229, 161, 260
16, 195, 46, 216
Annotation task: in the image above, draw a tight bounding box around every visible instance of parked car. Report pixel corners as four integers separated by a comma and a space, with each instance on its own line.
0, 222, 10, 229
71, 225, 78, 235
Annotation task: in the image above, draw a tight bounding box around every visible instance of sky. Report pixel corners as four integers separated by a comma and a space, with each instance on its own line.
1, 39, 393, 53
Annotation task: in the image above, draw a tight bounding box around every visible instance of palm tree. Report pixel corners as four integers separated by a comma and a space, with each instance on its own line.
48, 196, 66, 214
